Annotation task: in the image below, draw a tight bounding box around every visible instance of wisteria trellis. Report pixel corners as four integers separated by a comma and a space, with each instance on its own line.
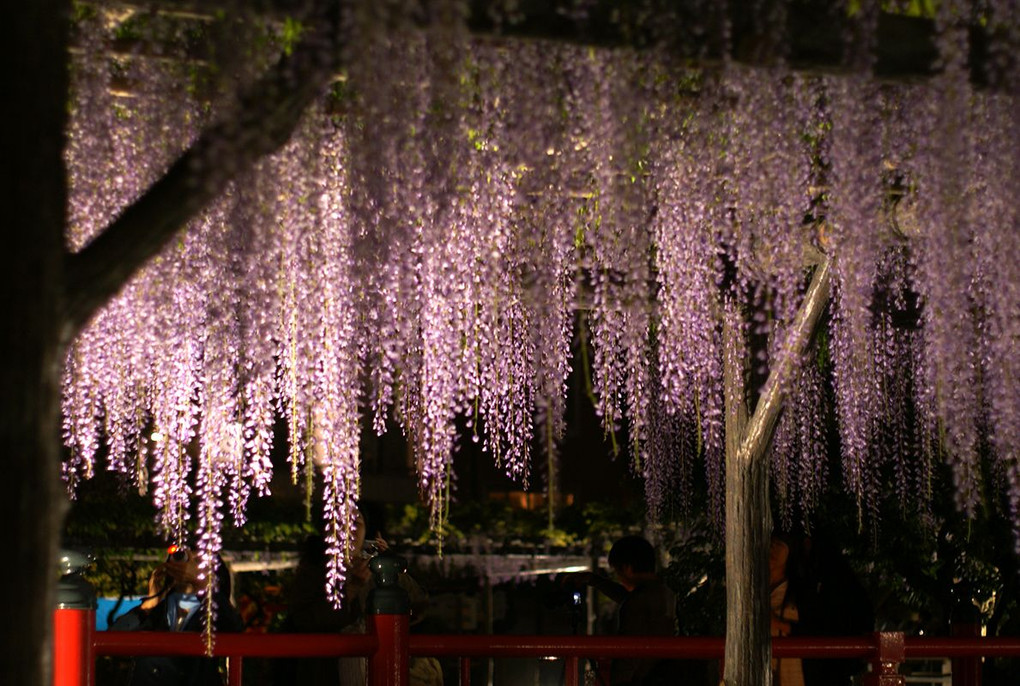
62, 4, 1017, 608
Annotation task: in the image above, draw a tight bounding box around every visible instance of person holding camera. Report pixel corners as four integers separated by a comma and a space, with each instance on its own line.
563, 535, 678, 686
111, 546, 243, 686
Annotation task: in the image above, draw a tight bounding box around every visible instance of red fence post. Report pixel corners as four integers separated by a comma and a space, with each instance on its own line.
564, 656, 580, 686
863, 632, 905, 686
54, 550, 97, 686
951, 621, 982, 686
53, 608, 95, 686
367, 553, 410, 686
227, 656, 243, 686
369, 613, 409, 686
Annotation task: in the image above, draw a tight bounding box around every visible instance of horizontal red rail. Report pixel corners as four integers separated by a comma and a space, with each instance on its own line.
409, 635, 725, 659
70, 620, 1020, 686
93, 631, 378, 657
771, 637, 875, 660
90, 632, 1020, 661
905, 637, 1020, 659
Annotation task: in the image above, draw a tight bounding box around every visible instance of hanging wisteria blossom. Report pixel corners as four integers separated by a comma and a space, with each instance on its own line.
62, 0, 1020, 608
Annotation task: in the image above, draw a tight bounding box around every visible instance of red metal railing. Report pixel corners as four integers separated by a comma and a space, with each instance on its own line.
55, 607, 1020, 686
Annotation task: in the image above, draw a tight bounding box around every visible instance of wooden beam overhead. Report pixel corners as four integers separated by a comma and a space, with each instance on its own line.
76, 0, 1013, 88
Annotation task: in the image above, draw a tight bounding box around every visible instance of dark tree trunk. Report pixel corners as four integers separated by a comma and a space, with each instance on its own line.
1, 2, 72, 684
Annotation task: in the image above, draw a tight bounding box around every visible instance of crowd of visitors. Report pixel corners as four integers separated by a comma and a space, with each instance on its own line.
108, 517, 873, 686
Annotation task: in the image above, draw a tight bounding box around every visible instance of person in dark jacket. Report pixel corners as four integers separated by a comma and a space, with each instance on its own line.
794, 536, 874, 686
564, 535, 681, 686
112, 547, 243, 686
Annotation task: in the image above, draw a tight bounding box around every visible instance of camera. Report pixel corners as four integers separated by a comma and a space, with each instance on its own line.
167, 545, 188, 562
545, 574, 586, 610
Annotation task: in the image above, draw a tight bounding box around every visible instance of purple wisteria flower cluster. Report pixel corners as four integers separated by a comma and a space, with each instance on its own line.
62, 2, 1019, 608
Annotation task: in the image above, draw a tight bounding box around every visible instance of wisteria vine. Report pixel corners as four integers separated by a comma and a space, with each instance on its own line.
63, 2, 1020, 610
